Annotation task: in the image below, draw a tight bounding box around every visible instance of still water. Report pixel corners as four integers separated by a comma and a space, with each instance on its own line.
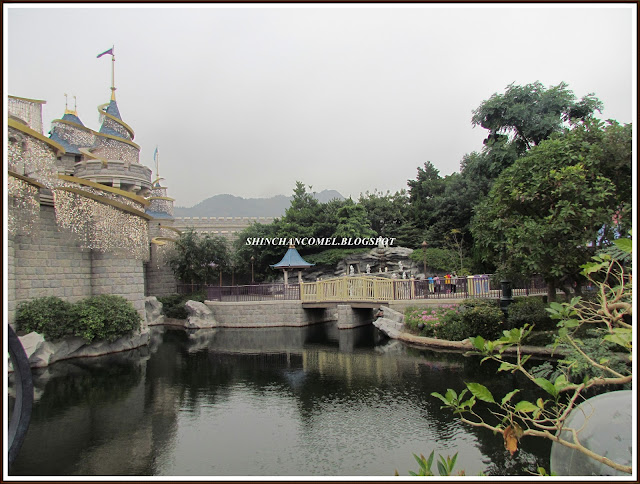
10, 324, 551, 477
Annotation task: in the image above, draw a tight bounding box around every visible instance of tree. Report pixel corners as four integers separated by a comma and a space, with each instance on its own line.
433, 242, 632, 474
471, 81, 603, 154
168, 229, 230, 285
332, 198, 376, 240
471, 120, 631, 301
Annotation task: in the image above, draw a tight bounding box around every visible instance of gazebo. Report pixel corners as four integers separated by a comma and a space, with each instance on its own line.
270, 244, 315, 285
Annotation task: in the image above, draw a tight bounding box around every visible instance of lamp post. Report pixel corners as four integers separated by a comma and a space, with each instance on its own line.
422, 241, 427, 278
250, 256, 255, 284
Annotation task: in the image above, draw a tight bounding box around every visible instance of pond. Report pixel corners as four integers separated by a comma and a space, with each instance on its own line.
9, 323, 551, 477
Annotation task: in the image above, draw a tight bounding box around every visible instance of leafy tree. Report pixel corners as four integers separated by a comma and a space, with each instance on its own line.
168, 229, 230, 285
471, 120, 632, 301
471, 81, 603, 154
332, 198, 376, 239
407, 161, 446, 230
233, 221, 284, 283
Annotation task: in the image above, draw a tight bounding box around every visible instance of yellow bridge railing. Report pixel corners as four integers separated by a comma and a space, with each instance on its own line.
301, 276, 415, 303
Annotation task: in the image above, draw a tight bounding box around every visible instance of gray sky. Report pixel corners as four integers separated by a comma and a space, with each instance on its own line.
5, 4, 636, 208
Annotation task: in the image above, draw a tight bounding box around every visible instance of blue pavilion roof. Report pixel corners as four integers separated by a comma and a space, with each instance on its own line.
270, 246, 315, 269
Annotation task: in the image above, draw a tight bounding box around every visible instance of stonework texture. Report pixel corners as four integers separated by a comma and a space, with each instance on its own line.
205, 300, 337, 328
7, 204, 148, 326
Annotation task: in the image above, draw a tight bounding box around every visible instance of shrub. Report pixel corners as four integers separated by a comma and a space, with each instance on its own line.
158, 292, 205, 319
15, 296, 74, 340
458, 299, 504, 340
71, 295, 141, 343
506, 296, 555, 331
404, 305, 465, 340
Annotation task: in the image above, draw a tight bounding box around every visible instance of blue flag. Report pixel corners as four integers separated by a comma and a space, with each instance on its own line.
153, 146, 158, 161
97, 47, 114, 58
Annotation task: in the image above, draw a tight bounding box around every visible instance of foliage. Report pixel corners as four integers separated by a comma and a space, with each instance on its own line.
400, 451, 465, 476
71, 295, 141, 343
458, 299, 505, 340
433, 242, 633, 475
16, 295, 141, 343
15, 296, 74, 340
471, 81, 603, 153
404, 305, 463, 340
158, 292, 206, 320
404, 301, 501, 341
506, 297, 554, 331
168, 229, 230, 285
358, 189, 417, 243
471, 120, 632, 301
332, 198, 376, 239
409, 247, 459, 273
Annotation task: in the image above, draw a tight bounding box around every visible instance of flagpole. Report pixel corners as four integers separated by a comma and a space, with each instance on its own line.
155, 147, 159, 179
111, 45, 116, 101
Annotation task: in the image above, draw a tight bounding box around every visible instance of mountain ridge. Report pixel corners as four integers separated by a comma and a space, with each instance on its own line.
174, 189, 344, 217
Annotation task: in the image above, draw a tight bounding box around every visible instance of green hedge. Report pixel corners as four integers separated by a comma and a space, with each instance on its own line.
458, 299, 505, 340
71, 295, 142, 343
14, 296, 74, 340
157, 292, 205, 320
506, 296, 555, 331
15, 295, 141, 343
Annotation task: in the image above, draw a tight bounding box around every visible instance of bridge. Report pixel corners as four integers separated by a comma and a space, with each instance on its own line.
203, 275, 546, 304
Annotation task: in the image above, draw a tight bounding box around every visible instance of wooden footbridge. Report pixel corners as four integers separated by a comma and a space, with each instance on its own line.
204, 275, 546, 305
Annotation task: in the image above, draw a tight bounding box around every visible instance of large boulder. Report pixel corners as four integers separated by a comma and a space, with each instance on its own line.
18, 332, 45, 360
372, 306, 405, 339
184, 300, 218, 329
145, 296, 165, 326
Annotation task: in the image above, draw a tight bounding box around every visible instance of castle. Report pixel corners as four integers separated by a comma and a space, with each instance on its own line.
7, 69, 179, 325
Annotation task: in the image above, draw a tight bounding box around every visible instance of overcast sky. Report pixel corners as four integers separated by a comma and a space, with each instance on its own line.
5, 4, 636, 208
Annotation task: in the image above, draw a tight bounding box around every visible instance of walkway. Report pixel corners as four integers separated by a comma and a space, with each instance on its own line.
204, 275, 547, 303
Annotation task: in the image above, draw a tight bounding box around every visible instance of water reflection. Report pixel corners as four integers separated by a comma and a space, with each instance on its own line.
10, 323, 551, 476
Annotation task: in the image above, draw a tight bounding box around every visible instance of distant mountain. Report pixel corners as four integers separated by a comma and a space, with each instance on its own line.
174, 190, 344, 218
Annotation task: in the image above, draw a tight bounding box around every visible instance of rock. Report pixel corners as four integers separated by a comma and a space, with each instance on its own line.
184, 300, 218, 329
373, 317, 404, 339
378, 306, 405, 324
25, 330, 151, 368
18, 332, 45, 359
145, 296, 165, 326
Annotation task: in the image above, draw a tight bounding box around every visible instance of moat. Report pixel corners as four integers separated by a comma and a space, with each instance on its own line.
9, 324, 551, 476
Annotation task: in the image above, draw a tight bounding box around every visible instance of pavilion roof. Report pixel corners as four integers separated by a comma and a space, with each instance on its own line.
270, 246, 315, 269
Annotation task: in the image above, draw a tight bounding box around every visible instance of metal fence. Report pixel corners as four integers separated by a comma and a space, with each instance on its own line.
206, 283, 301, 302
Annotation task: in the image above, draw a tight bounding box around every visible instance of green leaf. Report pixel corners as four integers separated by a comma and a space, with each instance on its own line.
501, 389, 520, 406
514, 400, 538, 413
469, 335, 485, 351
554, 374, 570, 392
498, 362, 517, 372
445, 389, 457, 403
614, 238, 632, 254
466, 382, 495, 403
534, 377, 559, 398
431, 392, 450, 405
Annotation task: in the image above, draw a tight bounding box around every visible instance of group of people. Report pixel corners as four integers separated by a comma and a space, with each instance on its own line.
426, 273, 459, 293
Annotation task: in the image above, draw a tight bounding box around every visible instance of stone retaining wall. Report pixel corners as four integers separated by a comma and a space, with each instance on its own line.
205, 300, 337, 328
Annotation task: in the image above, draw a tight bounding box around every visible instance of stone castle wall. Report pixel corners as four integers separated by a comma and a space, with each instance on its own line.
8, 201, 148, 326
173, 216, 275, 243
